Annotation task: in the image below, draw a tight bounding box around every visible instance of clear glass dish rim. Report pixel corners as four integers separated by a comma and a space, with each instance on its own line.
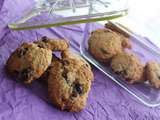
80, 22, 160, 107
8, 1, 128, 30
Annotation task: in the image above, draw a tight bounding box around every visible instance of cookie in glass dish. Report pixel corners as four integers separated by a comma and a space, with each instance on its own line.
145, 61, 160, 89
88, 28, 131, 63
111, 52, 144, 84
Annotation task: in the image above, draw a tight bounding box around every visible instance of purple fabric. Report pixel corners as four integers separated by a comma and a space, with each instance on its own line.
0, 0, 160, 120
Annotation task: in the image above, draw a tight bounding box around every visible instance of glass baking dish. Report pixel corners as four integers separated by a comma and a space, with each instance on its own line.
80, 20, 160, 107
8, 0, 128, 30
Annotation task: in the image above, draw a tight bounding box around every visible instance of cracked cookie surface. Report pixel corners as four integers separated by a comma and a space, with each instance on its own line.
88, 29, 131, 63
105, 22, 132, 49
6, 43, 52, 84
111, 52, 144, 84
48, 51, 94, 112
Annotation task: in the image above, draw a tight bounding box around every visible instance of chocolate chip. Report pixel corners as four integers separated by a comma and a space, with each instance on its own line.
85, 64, 89, 67
37, 44, 44, 48
73, 83, 83, 95
41, 36, 48, 42
19, 68, 33, 82
158, 76, 160, 80
17, 48, 28, 58
100, 48, 108, 54
61, 97, 66, 102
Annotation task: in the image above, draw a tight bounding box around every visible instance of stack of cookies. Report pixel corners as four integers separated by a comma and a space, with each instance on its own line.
88, 26, 160, 89
6, 36, 94, 112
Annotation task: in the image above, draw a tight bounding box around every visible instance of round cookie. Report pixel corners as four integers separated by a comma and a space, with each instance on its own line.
88, 29, 131, 63
111, 52, 144, 84
34, 36, 69, 51
6, 43, 52, 84
48, 51, 94, 112
146, 61, 160, 88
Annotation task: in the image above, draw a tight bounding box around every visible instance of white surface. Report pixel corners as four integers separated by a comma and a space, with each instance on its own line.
128, 0, 160, 48
100, 0, 160, 49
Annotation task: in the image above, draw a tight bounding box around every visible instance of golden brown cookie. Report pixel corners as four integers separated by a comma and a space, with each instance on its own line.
145, 61, 160, 88
105, 22, 132, 49
34, 36, 69, 51
111, 52, 144, 84
88, 29, 131, 63
6, 43, 52, 84
48, 51, 94, 112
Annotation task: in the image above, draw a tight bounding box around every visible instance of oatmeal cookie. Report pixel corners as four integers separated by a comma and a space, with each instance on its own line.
6, 43, 52, 84
111, 52, 144, 83
88, 29, 131, 63
48, 51, 94, 112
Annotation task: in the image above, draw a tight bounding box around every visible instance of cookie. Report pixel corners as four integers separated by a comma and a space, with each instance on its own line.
34, 36, 69, 51
105, 22, 132, 49
88, 29, 131, 63
48, 51, 94, 112
146, 61, 160, 88
6, 43, 52, 84
111, 52, 144, 84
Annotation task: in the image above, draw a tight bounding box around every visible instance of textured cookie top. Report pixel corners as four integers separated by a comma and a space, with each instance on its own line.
146, 61, 160, 88
6, 43, 52, 84
34, 36, 69, 51
88, 28, 131, 63
48, 51, 94, 112
111, 52, 144, 83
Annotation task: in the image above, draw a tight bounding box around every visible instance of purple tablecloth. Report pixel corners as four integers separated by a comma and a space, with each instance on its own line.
0, 0, 160, 120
